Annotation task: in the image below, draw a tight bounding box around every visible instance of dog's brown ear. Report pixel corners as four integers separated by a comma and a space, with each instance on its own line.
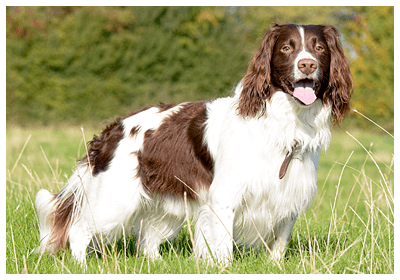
322, 25, 353, 126
237, 24, 282, 118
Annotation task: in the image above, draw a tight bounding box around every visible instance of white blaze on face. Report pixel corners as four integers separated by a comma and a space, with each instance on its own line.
292, 26, 318, 105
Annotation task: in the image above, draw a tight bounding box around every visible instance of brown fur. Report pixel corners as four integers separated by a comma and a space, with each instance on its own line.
82, 120, 124, 176
48, 194, 75, 252
321, 25, 353, 125
135, 101, 213, 200
237, 24, 283, 118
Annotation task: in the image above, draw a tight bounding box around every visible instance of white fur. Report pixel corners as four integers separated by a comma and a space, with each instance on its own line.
34, 189, 57, 254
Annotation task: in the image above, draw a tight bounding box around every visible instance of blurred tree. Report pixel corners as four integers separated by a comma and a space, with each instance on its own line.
339, 7, 394, 130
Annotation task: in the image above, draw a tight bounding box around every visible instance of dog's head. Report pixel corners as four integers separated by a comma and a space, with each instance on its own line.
238, 24, 353, 125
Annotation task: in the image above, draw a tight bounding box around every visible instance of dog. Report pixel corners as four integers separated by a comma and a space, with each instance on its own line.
34, 24, 352, 264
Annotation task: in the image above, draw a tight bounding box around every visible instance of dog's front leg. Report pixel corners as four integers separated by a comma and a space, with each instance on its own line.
195, 196, 235, 265
269, 216, 297, 261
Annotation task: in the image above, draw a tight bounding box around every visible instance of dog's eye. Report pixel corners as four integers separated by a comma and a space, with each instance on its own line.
315, 45, 324, 52
282, 46, 292, 53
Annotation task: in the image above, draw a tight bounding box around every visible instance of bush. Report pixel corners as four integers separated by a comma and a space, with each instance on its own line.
7, 7, 250, 125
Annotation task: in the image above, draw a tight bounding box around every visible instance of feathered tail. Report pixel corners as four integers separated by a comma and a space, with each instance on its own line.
34, 165, 89, 254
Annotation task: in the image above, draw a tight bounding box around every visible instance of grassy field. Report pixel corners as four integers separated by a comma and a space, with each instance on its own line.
6, 121, 394, 274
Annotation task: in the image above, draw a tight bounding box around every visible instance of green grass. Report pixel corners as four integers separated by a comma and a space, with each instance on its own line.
6, 122, 394, 274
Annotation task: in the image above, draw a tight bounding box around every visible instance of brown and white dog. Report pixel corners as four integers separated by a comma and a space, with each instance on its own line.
34, 24, 352, 264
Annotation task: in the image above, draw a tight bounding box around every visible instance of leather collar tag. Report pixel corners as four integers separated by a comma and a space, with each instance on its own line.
279, 151, 293, 180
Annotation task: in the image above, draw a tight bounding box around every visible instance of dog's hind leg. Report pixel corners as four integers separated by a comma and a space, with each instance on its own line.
68, 219, 92, 264
133, 202, 185, 260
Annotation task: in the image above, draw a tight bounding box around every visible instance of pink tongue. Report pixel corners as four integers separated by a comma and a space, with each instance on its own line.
293, 87, 316, 105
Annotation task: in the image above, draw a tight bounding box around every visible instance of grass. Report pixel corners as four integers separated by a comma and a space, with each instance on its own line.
6, 117, 394, 274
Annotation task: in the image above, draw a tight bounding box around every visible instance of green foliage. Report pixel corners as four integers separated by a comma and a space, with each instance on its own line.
6, 7, 250, 125
6, 7, 394, 131
340, 7, 394, 130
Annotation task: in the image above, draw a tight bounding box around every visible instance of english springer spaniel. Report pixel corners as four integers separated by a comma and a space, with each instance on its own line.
34, 24, 352, 264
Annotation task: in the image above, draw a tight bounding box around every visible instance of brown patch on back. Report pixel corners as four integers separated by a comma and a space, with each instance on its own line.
136, 101, 213, 200
79, 103, 179, 176
80, 119, 124, 176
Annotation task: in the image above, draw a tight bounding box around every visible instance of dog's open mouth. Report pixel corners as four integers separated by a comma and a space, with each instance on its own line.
292, 79, 317, 105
